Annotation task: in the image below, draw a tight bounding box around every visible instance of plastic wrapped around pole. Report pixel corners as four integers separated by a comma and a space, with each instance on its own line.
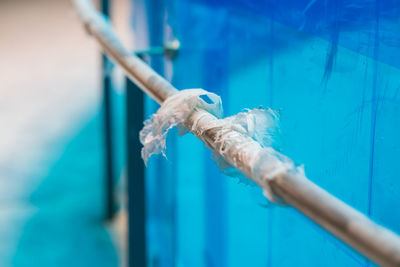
139, 89, 294, 203
140, 89, 222, 163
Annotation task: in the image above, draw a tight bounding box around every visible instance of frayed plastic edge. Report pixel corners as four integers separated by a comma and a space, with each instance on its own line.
139, 89, 222, 165
139, 88, 296, 204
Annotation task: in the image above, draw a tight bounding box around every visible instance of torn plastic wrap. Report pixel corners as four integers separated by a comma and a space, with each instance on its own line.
203, 108, 281, 185
185, 108, 295, 204
140, 89, 295, 203
139, 89, 222, 163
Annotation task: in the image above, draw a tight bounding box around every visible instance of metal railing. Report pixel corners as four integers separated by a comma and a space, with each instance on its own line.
72, 0, 400, 266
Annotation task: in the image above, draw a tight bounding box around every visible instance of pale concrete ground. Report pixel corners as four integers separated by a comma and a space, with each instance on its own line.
0, 0, 99, 201
0, 0, 130, 265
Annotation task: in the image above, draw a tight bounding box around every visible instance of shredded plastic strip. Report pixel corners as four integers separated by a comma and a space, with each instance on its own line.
140, 89, 222, 163
140, 89, 295, 203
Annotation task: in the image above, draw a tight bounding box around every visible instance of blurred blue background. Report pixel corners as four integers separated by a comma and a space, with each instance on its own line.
136, 0, 400, 266
1, 0, 399, 266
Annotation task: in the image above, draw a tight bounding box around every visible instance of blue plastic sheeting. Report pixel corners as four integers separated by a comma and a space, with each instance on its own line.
131, 0, 400, 266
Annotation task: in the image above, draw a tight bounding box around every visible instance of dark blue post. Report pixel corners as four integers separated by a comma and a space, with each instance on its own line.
126, 76, 147, 267
101, 0, 115, 221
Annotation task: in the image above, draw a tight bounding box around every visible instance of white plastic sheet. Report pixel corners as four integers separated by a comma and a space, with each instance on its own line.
140, 89, 294, 202
140, 89, 222, 164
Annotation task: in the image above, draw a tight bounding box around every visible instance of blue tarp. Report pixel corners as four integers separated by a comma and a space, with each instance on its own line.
133, 0, 400, 266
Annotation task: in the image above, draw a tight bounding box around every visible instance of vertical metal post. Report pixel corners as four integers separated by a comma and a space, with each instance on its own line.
126, 75, 147, 267
101, 0, 115, 221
